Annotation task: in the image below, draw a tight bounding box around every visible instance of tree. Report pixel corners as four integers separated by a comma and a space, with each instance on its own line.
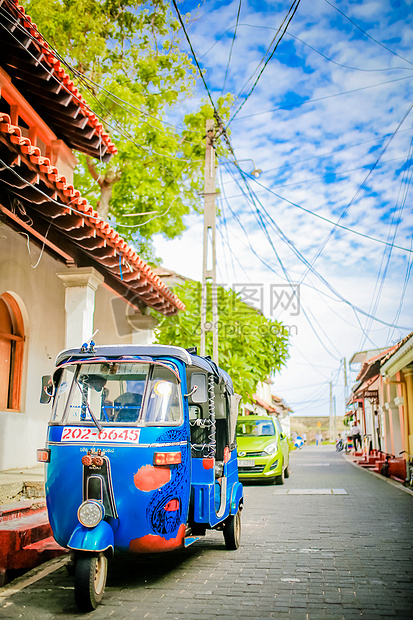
26, 0, 231, 261
154, 280, 290, 401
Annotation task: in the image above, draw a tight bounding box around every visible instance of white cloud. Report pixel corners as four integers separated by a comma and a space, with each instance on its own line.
155, 0, 413, 416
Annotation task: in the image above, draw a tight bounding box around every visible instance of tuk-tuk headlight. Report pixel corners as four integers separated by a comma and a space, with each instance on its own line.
263, 441, 278, 456
77, 500, 104, 528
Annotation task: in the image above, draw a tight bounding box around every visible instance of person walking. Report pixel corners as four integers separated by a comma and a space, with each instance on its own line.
374, 410, 382, 451
350, 419, 362, 451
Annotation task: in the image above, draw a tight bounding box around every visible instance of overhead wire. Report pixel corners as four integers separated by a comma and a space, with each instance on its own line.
387, 235, 413, 343
250, 128, 413, 175
0, 5, 202, 166
221, 0, 242, 96
227, 0, 302, 126
298, 98, 413, 281
152, 1, 411, 358
221, 159, 411, 331
200, 21, 413, 73
227, 166, 413, 254
324, 0, 413, 68
223, 166, 343, 360
0, 3, 205, 139
233, 75, 413, 121
358, 134, 413, 350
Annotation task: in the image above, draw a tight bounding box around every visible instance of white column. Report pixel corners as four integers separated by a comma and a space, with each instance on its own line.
57, 267, 104, 348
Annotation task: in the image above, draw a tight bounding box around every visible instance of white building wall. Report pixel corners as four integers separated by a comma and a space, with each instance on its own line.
0, 227, 65, 470
0, 226, 149, 470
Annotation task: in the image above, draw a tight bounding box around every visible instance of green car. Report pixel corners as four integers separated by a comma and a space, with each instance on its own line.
236, 415, 290, 484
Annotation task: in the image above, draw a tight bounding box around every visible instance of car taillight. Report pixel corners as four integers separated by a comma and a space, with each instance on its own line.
153, 452, 182, 466
37, 449, 51, 463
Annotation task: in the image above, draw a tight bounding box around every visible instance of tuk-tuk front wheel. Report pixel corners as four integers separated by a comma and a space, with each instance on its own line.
74, 552, 107, 611
223, 508, 241, 550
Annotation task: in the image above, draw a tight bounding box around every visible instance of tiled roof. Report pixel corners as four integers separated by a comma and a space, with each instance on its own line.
252, 394, 276, 413
0, 113, 185, 315
355, 345, 396, 382
380, 331, 413, 367
1, 0, 118, 162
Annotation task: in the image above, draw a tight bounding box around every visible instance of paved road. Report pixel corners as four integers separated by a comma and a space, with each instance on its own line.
1, 445, 412, 619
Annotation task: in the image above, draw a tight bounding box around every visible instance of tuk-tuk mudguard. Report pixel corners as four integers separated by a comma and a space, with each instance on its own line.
230, 481, 243, 515
68, 521, 114, 553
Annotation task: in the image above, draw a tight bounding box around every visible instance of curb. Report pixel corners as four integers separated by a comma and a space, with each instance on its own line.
343, 452, 413, 497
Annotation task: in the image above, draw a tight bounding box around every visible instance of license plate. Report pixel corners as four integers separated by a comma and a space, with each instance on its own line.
61, 426, 140, 444
238, 459, 255, 467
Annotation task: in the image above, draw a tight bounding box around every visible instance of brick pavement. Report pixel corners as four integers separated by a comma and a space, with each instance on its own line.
1, 445, 412, 619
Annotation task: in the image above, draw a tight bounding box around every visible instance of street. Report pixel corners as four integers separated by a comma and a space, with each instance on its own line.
1, 445, 412, 620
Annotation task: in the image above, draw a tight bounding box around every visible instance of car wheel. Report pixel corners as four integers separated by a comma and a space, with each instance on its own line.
275, 465, 285, 485
223, 508, 241, 550
284, 465, 290, 479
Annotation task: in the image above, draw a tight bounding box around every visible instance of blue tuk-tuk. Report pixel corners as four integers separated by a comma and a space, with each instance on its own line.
38, 344, 243, 611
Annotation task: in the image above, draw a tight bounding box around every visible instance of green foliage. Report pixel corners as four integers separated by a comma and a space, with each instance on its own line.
154, 280, 290, 402
26, 0, 232, 260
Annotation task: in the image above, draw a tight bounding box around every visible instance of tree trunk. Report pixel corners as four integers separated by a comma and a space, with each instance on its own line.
86, 156, 121, 221
98, 180, 114, 221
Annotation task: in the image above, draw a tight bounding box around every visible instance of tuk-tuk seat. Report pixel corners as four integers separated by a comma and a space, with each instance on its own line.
113, 392, 142, 422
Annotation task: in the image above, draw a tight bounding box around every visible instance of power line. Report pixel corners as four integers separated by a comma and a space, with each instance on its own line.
227, 0, 302, 126
200, 21, 413, 73
222, 166, 343, 360
0, 6, 203, 163
358, 134, 413, 350
324, 0, 413, 68
221, 0, 242, 96
226, 166, 413, 254
172, 0, 222, 128
222, 159, 411, 331
232, 75, 413, 121
0, 4, 205, 139
299, 98, 413, 281
169, 0, 411, 342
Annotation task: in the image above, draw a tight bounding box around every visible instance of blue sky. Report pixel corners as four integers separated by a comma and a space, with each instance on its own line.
155, 0, 413, 417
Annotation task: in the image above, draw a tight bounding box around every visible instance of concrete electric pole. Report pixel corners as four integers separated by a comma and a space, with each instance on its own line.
343, 356, 348, 414
200, 119, 219, 364
329, 380, 334, 441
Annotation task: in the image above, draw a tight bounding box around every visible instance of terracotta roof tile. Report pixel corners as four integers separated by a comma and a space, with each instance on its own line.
2, 0, 118, 161
380, 331, 413, 367
252, 394, 276, 413
0, 114, 184, 315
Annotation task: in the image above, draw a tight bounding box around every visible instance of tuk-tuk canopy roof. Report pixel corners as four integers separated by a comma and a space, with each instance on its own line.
55, 344, 234, 394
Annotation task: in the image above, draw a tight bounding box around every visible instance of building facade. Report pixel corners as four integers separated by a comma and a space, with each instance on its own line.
348, 333, 413, 476
0, 0, 184, 470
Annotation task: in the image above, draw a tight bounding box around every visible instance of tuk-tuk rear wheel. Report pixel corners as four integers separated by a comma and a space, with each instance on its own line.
223, 508, 241, 550
74, 552, 107, 611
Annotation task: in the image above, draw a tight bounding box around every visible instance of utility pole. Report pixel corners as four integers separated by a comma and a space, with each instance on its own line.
200, 119, 219, 364
329, 381, 334, 441
343, 356, 348, 414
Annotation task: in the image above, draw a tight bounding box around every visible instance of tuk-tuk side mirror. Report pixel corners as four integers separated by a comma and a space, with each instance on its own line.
190, 373, 207, 403
40, 375, 53, 404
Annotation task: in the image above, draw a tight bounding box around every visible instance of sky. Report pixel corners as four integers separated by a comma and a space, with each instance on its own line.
154, 0, 413, 417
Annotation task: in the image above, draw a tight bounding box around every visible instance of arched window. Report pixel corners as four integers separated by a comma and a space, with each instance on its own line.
0, 293, 24, 411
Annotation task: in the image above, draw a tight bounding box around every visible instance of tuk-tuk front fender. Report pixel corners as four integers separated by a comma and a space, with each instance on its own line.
68, 520, 114, 554
230, 482, 244, 515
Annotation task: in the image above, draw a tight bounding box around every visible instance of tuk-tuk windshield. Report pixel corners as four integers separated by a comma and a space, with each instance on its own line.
51, 362, 182, 426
